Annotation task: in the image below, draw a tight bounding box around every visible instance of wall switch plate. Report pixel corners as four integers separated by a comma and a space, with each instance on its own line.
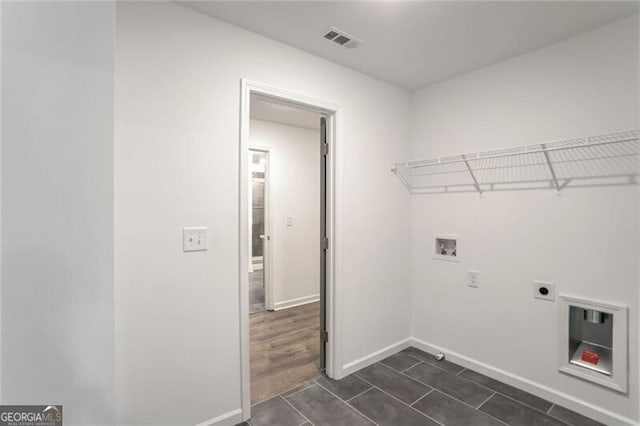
468, 270, 479, 288
533, 280, 555, 301
286, 215, 294, 227
183, 227, 208, 252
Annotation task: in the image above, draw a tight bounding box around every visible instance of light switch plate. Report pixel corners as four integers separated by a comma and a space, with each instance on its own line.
533, 280, 555, 301
183, 227, 208, 252
286, 215, 294, 227
468, 270, 479, 288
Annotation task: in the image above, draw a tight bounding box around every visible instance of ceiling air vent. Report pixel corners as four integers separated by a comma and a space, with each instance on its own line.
323, 27, 363, 49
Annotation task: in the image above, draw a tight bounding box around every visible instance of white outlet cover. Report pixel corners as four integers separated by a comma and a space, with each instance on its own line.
468, 270, 479, 288
286, 215, 294, 227
533, 280, 555, 301
183, 227, 208, 252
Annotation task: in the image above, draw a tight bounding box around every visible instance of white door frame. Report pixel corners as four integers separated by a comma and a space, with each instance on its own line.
239, 79, 342, 420
248, 146, 273, 311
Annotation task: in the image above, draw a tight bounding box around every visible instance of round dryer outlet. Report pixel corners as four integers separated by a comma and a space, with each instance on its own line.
533, 281, 555, 301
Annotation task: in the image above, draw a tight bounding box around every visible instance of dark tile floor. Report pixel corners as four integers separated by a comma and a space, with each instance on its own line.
249, 270, 265, 313
241, 347, 604, 426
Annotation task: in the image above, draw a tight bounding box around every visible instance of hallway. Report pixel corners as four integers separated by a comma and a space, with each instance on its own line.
250, 302, 320, 403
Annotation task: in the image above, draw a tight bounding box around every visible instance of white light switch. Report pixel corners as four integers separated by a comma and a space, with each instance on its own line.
286, 215, 295, 227
183, 227, 208, 252
468, 270, 479, 288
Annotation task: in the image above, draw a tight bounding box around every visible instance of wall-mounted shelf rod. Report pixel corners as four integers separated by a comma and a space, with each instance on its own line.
392, 130, 639, 195
401, 135, 638, 169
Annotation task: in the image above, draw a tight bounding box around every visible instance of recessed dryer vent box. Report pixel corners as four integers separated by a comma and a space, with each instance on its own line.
558, 294, 627, 393
433, 234, 459, 262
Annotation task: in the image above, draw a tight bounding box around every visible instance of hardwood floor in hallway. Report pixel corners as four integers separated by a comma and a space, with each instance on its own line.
250, 301, 320, 403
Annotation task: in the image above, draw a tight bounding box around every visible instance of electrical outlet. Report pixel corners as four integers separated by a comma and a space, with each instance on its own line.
533, 280, 555, 301
468, 270, 479, 288
183, 227, 208, 252
286, 215, 294, 227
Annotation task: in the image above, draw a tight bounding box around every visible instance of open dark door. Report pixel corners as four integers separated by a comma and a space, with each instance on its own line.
320, 116, 328, 372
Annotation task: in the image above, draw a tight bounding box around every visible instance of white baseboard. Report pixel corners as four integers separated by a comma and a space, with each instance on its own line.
341, 337, 412, 377
411, 338, 639, 426
273, 294, 319, 311
195, 408, 243, 426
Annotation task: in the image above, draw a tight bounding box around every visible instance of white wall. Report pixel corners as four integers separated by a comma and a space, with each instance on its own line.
1, 2, 115, 424
250, 119, 320, 309
7, 3, 632, 425
115, 2, 411, 424
410, 15, 639, 423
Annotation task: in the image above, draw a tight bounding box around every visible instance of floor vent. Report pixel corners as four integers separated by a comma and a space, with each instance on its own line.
323, 27, 363, 49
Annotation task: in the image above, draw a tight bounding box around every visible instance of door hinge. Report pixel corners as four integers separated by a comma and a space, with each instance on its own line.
321, 330, 329, 342
322, 237, 329, 250
322, 143, 329, 156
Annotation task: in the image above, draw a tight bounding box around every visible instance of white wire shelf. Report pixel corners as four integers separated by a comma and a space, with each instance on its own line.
392, 130, 639, 195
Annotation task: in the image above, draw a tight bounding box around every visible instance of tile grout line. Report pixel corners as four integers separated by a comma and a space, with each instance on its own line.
476, 391, 496, 410
394, 357, 556, 421
543, 403, 584, 426
546, 413, 580, 426
441, 390, 511, 426
480, 386, 552, 415
400, 372, 502, 417
337, 350, 581, 426
281, 383, 318, 400
361, 361, 491, 420
374, 384, 444, 426
408, 388, 434, 407
348, 356, 575, 426
399, 360, 423, 373
279, 394, 315, 426
477, 408, 511, 426
475, 392, 559, 426
374, 361, 439, 389
344, 386, 375, 403
429, 361, 466, 376
251, 373, 319, 406
448, 370, 554, 415
351, 351, 587, 426
251, 393, 281, 407
353, 374, 444, 426
314, 381, 380, 426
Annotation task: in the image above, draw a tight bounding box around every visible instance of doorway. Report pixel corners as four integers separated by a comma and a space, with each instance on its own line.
249, 149, 269, 314
247, 95, 323, 403
239, 80, 340, 420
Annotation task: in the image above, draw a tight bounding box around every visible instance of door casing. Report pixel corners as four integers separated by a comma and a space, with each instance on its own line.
238, 79, 342, 421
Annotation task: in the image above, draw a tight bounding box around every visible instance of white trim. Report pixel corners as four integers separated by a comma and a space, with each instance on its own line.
410, 338, 639, 426
341, 338, 412, 377
273, 294, 320, 311
194, 409, 243, 426
239, 79, 342, 421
